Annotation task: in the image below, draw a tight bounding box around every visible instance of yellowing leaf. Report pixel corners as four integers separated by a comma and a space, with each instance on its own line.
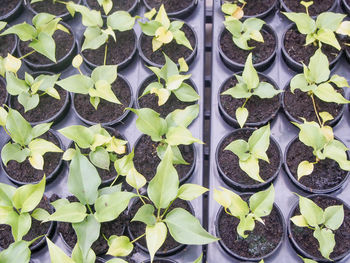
236, 107, 248, 128
4, 54, 21, 74
29, 153, 44, 170
72, 54, 83, 68
250, 30, 264, 42
126, 167, 146, 190
336, 21, 350, 36
155, 27, 173, 44
291, 215, 309, 227
297, 160, 314, 180
107, 236, 133, 257
146, 222, 167, 262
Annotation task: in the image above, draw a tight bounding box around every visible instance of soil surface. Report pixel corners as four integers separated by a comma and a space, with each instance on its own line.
141, 23, 196, 65
82, 30, 135, 66
291, 195, 350, 259
284, 84, 344, 124
0, 78, 7, 105
218, 129, 280, 185
0, 196, 52, 249
86, 0, 136, 14
218, 195, 283, 258
138, 76, 197, 118
283, 0, 334, 16
134, 135, 194, 182
31, 0, 80, 16
145, 0, 193, 13
0, 0, 19, 17
4, 131, 62, 183
220, 74, 280, 124
223, 0, 276, 16
286, 139, 348, 190
73, 76, 131, 124
129, 198, 192, 253
0, 34, 16, 58
220, 28, 276, 65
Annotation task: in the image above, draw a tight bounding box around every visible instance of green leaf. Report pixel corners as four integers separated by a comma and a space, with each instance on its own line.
165, 208, 219, 244
32, 207, 50, 221
0, 240, 31, 263
82, 27, 108, 51
56, 75, 94, 94
178, 57, 188, 72
253, 82, 282, 99
166, 126, 202, 146
290, 74, 310, 93
298, 255, 318, 263
46, 237, 75, 263
282, 12, 316, 34
107, 11, 136, 32
9, 212, 31, 241
29, 32, 56, 62
236, 107, 248, 128
214, 187, 249, 217
314, 83, 350, 104
6, 108, 32, 146
225, 139, 250, 161
308, 48, 330, 84
107, 235, 133, 257
248, 124, 270, 162
59, 125, 94, 149
28, 138, 62, 156
237, 213, 255, 238
155, 4, 170, 29
316, 12, 345, 31
323, 140, 350, 171
324, 205, 344, 231
131, 204, 156, 226
297, 160, 314, 180
290, 215, 309, 227
114, 150, 134, 176
242, 53, 259, 89
126, 167, 146, 190
5, 72, 28, 96
0, 183, 16, 207
157, 144, 188, 165
89, 147, 110, 170
329, 74, 349, 88
106, 259, 128, 263
293, 121, 327, 154
173, 83, 199, 102
177, 184, 208, 201
316, 28, 341, 50
46, 202, 87, 223
150, 87, 171, 106
71, 244, 96, 263
298, 195, 324, 227
172, 29, 193, 50
239, 156, 264, 182
139, 20, 162, 36
69, 3, 103, 27
31, 122, 51, 138
313, 227, 335, 260
146, 222, 167, 262
1, 23, 36, 41
249, 185, 274, 218
165, 104, 199, 128
91, 65, 118, 84
221, 83, 251, 99
1, 142, 30, 166
17, 92, 39, 112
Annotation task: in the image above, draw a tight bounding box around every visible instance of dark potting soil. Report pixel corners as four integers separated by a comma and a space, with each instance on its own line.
220, 75, 280, 124
141, 23, 196, 65
284, 27, 340, 66
31, 0, 80, 16
73, 77, 131, 124
145, 0, 192, 13
138, 76, 196, 118
284, 85, 343, 124
58, 196, 127, 256
129, 198, 192, 253
286, 139, 348, 190
224, 0, 276, 16
4, 131, 62, 183
0, 196, 52, 249
218, 129, 280, 185
10, 86, 67, 123
220, 28, 275, 65
282, 0, 334, 16
218, 195, 283, 258
0, 78, 7, 105
134, 135, 194, 182
291, 196, 350, 259
82, 30, 135, 66
19, 28, 74, 65
0, 0, 19, 17
86, 0, 135, 13
0, 34, 15, 58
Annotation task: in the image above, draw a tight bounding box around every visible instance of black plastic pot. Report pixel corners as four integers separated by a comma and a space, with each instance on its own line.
1, 129, 64, 186
142, 259, 177, 263
0, 25, 18, 58
220, 0, 277, 19
341, 0, 350, 15
138, 20, 198, 68
281, 24, 343, 73
288, 194, 350, 262
0, 76, 9, 106
215, 200, 285, 261
143, 0, 197, 18
83, 0, 139, 17
215, 128, 282, 192
71, 74, 133, 126
279, 0, 338, 17
218, 72, 281, 128
0, 0, 23, 22
284, 135, 350, 194
16, 22, 77, 73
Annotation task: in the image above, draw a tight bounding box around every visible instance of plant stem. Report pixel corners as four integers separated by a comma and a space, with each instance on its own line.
131, 233, 146, 243
104, 43, 108, 66
19, 50, 35, 60
55, 0, 68, 4
109, 174, 120, 188
242, 97, 249, 108
160, 199, 175, 219
310, 93, 322, 126
137, 189, 147, 205
87, 204, 93, 214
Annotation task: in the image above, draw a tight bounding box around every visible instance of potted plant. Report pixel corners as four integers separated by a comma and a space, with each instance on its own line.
0, 0, 23, 22
84, 0, 139, 16
220, 0, 277, 19
138, 4, 197, 67
280, 0, 337, 17
214, 185, 285, 261
216, 124, 282, 191
219, 53, 282, 128
137, 53, 199, 117
0, 22, 18, 58
143, 0, 197, 18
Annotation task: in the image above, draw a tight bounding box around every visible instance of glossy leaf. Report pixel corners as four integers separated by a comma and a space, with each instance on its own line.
46, 237, 75, 263
107, 235, 133, 257
146, 222, 167, 262
131, 204, 156, 226
177, 184, 208, 201
249, 185, 274, 218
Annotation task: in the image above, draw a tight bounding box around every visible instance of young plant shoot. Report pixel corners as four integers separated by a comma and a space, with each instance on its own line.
224, 123, 271, 182
221, 0, 246, 20
56, 55, 121, 109
283, 1, 346, 50
214, 184, 275, 238
139, 4, 193, 52
128, 104, 202, 165
0, 107, 62, 170
293, 116, 350, 179
221, 53, 282, 127
0, 239, 42, 263
141, 53, 199, 106
291, 195, 344, 260
0, 13, 70, 62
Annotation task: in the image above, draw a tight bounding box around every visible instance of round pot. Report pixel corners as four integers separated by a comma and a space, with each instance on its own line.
280, 0, 338, 17
84, 0, 139, 16
138, 20, 198, 67
215, 196, 285, 261
142, 259, 177, 263
341, 0, 350, 15
0, 25, 18, 58
71, 74, 133, 126
1, 129, 64, 186
27, 0, 82, 21
216, 128, 282, 192
133, 134, 196, 184
0, 76, 9, 106
281, 24, 343, 72
80, 29, 138, 70
135, 74, 198, 118
218, 72, 281, 128
0, 0, 23, 22
143, 0, 197, 18
220, 0, 277, 19
284, 136, 350, 194
8, 71, 70, 126
288, 194, 350, 262
17, 22, 77, 73
218, 24, 278, 71
282, 80, 345, 127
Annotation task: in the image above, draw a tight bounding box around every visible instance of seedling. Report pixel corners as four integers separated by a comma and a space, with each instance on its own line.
128, 104, 202, 165
0, 13, 70, 62
283, 1, 346, 50
290, 48, 349, 126
56, 55, 122, 109
0, 239, 43, 263
141, 53, 199, 106
0, 107, 62, 170
214, 184, 275, 238
139, 4, 193, 52
224, 124, 271, 182
293, 117, 350, 179
291, 195, 344, 260
221, 53, 282, 127
221, 0, 246, 20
